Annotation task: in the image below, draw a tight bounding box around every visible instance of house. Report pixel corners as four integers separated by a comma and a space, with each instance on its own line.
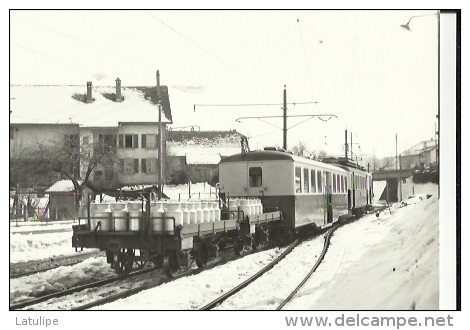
45, 180, 79, 220
10, 73, 172, 193
166, 129, 245, 184
400, 139, 437, 170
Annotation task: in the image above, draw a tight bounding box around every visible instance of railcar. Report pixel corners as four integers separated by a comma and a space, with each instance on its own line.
218, 149, 372, 234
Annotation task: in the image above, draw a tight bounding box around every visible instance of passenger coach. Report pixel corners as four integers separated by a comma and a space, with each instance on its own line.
219, 149, 353, 230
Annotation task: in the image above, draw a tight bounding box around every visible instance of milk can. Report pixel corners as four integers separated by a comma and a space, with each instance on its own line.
164, 202, 183, 234
93, 204, 112, 231
151, 202, 165, 232
207, 201, 215, 222
181, 202, 190, 225
111, 202, 128, 231
213, 201, 221, 221
228, 199, 238, 220
194, 202, 203, 224
200, 201, 209, 223
187, 202, 197, 224
239, 199, 251, 218
127, 201, 142, 231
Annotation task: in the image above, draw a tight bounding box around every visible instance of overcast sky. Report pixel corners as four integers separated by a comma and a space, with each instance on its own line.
8, 8, 448, 158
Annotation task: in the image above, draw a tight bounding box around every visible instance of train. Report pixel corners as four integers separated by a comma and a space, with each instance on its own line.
72, 147, 373, 277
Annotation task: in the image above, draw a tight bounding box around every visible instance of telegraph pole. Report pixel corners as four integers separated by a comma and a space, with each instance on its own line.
156, 70, 163, 200
283, 85, 287, 150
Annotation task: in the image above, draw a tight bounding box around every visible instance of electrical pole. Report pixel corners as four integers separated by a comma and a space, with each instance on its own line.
156, 70, 163, 200
350, 132, 353, 159
395, 133, 398, 170
283, 85, 287, 150
345, 129, 348, 159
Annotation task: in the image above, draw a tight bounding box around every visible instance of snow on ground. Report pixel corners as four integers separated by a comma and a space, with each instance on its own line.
9, 184, 440, 310
163, 182, 217, 201
10, 220, 75, 233
10, 230, 80, 263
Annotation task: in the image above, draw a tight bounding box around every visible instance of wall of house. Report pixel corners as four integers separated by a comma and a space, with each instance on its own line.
117, 122, 167, 185
49, 192, 75, 220
10, 123, 79, 158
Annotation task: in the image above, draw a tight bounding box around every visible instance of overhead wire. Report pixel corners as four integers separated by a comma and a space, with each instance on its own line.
144, 11, 266, 89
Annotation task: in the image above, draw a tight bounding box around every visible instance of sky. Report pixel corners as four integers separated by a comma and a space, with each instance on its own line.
7, 8, 449, 158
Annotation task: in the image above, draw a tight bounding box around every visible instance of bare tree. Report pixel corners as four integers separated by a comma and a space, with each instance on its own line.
35, 130, 119, 215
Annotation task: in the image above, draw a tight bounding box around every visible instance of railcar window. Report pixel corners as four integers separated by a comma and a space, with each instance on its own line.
311, 169, 316, 193
249, 167, 262, 187
317, 170, 323, 193
333, 174, 337, 193
337, 174, 341, 193
303, 168, 310, 193
343, 175, 347, 192
295, 167, 302, 193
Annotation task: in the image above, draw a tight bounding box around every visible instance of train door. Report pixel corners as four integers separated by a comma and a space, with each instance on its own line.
324, 171, 333, 223
247, 162, 264, 196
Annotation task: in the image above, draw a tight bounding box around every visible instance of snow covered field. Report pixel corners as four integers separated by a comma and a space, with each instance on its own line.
9, 184, 442, 311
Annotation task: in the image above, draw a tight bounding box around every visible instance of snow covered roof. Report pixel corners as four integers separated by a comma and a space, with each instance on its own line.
45, 180, 80, 193
10, 85, 172, 127
169, 146, 241, 165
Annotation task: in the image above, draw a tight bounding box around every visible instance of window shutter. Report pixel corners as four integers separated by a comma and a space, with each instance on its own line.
142, 134, 147, 149
119, 159, 124, 172
134, 159, 139, 173
141, 159, 147, 173
118, 134, 123, 148
133, 134, 139, 149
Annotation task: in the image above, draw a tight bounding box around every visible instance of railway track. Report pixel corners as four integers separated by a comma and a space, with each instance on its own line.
10, 265, 160, 310
199, 215, 365, 310
11, 228, 72, 235
10, 251, 103, 279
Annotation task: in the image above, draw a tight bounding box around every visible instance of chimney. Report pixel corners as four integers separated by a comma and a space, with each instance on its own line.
156, 70, 160, 98
115, 77, 122, 102
86, 81, 92, 103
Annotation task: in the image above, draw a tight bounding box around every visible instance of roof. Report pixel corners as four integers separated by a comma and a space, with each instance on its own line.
45, 180, 81, 193
220, 150, 348, 173
167, 130, 244, 165
10, 84, 172, 127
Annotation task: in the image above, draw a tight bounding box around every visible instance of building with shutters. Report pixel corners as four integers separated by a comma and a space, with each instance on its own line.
10, 74, 172, 193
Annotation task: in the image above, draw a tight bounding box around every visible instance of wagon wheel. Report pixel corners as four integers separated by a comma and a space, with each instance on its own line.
195, 241, 210, 268
252, 228, 266, 250
113, 249, 134, 276
234, 237, 248, 256
152, 254, 165, 268
218, 239, 227, 251
167, 250, 181, 277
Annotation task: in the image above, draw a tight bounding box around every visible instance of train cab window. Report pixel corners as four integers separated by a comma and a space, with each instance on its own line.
333, 174, 337, 193
249, 167, 262, 187
295, 167, 302, 193
303, 168, 310, 193
317, 171, 323, 193
310, 169, 317, 193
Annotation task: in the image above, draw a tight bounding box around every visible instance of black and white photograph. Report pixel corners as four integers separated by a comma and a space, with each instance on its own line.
6, 4, 461, 327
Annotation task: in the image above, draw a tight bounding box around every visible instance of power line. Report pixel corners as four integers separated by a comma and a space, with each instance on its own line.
194, 101, 319, 111
296, 18, 314, 96
144, 11, 265, 88
11, 41, 93, 75
11, 14, 154, 70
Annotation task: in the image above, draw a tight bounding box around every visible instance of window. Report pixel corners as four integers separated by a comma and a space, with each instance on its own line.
303, 168, 309, 193
310, 169, 316, 193
337, 174, 341, 193
249, 167, 262, 187
118, 134, 138, 148
82, 136, 89, 145
333, 174, 337, 193
142, 134, 158, 149
317, 170, 323, 193
142, 158, 157, 174
295, 167, 302, 193
120, 158, 139, 174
